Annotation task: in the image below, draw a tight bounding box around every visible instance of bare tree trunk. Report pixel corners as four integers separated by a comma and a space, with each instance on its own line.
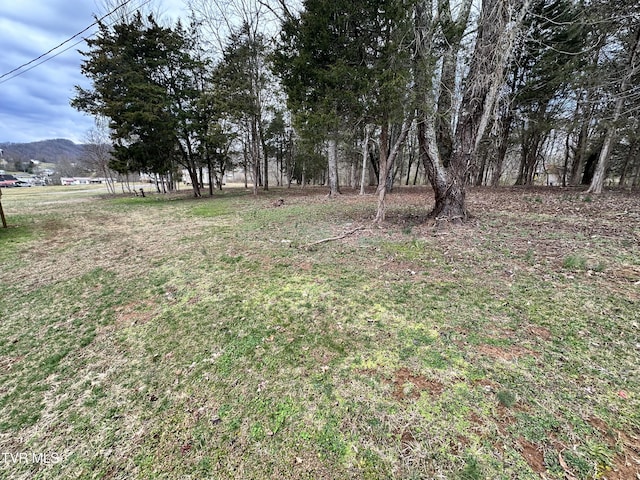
360, 127, 371, 195
420, 115, 467, 220
258, 116, 269, 192
569, 95, 591, 185
375, 120, 412, 223
349, 161, 356, 189
186, 167, 202, 197
250, 120, 260, 195
588, 28, 640, 194
207, 158, 214, 196
327, 136, 340, 197
252, 159, 259, 195
492, 113, 513, 186
562, 131, 572, 187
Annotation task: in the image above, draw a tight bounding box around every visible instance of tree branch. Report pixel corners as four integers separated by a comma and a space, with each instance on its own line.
299, 226, 365, 250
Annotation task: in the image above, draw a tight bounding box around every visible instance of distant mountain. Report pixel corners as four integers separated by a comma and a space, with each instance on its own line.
0, 139, 86, 163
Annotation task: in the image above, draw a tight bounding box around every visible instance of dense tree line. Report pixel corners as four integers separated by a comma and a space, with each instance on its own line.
73, 0, 640, 218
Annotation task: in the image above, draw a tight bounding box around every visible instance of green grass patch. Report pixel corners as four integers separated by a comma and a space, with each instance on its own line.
0, 223, 33, 259
563, 253, 588, 270
0, 186, 638, 479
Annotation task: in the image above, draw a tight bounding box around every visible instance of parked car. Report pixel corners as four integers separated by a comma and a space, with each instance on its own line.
0, 174, 18, 188
14, 180, 31, 187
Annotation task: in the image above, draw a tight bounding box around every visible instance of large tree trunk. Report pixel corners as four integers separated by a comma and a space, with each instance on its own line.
415, 0, 530, 223
416, 0, 530, 222
587, 128, 615, 193
419, 116, 467, 220
327, 136, 340, 197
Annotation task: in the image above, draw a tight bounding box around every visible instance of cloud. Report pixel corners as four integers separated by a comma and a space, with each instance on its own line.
0, 0, 101, 143
0, 0, 188, 144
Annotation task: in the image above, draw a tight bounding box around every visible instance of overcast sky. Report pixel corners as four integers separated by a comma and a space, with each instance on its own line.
0, 0, 188, 144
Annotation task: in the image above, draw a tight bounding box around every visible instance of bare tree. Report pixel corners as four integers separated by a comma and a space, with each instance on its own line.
84, 119, 117, 194
374, 119, 412, 223
587, 27, 640, 194
96, 0, 166, 23
416, 0, 531, 222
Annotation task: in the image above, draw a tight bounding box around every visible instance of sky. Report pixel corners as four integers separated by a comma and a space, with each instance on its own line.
0, 0, 188, 144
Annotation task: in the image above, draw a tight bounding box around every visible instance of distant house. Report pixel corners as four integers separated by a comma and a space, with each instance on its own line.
60, 177, 105, 185
535, 164, 566, 187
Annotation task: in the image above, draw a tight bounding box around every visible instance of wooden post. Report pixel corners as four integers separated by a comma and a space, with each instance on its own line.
0, 188, 7, 228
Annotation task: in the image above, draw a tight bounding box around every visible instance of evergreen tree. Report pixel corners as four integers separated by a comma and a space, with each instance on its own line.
275, 0, 413, 199
72, 13, 209, 196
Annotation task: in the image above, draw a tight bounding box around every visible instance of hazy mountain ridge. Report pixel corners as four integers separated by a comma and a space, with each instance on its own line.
0, 139, 86, 163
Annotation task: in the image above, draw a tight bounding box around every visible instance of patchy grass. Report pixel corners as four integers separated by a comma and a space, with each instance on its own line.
0, 185, 638, 479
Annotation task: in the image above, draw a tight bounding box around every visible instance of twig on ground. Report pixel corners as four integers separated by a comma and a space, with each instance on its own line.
299, 226, 366, 250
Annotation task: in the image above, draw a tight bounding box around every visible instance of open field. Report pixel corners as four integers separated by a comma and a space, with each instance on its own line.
0, 185, 639, 479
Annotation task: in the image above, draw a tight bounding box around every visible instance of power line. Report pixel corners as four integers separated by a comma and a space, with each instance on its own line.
0, 38, 88, 85
0, 0, 150, 83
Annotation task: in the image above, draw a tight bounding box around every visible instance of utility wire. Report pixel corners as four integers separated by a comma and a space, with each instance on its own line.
0, 0, 149, 83
0, 38, 88, 85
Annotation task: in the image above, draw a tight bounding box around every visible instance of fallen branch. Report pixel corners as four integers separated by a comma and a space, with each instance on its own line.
300, 226, 365, 250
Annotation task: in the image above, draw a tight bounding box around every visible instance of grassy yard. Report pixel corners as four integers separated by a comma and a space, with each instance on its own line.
0, 185, 638, 479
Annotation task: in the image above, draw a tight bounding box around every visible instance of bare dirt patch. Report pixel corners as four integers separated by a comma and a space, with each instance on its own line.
391, 367, 444, 401
399, 428, 416, 449
588, 417, 640, 479
527, 326, 552, 341
355, 367, 444, 401
518, 438, 546, 474
609, 430, 640, 480
114, 300, 158, 327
